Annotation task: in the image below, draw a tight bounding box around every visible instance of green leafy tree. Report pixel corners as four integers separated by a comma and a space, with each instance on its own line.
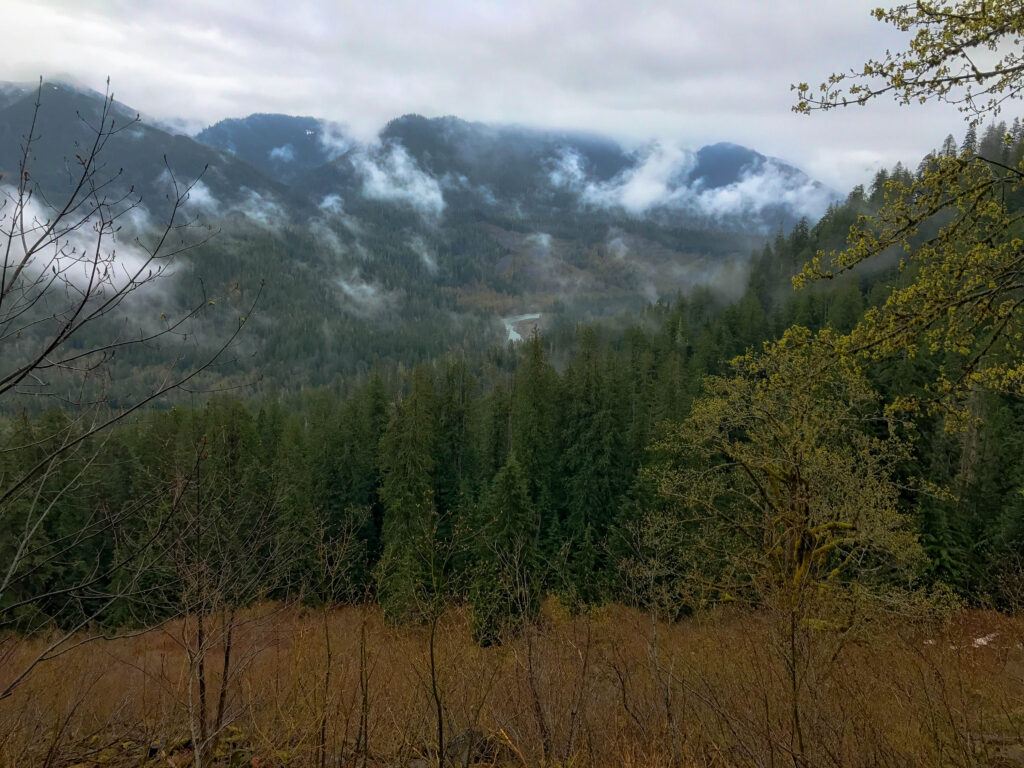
793, 2, 1024, 122
797, 151, 1024, 419
796, 2, 1024, 420
639, 327, 926, 763
644, 327, 923, 614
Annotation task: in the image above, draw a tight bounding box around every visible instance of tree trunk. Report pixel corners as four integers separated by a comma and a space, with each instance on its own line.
214, 607, 236, 734
430, 614, 445, 768
319, 604, 332, 768
197, 611, 209, 754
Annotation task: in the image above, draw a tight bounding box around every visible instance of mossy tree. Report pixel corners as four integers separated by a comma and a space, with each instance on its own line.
641, 328, 925, 764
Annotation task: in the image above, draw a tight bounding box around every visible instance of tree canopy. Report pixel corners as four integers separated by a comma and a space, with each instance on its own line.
794, 2, 1024, 122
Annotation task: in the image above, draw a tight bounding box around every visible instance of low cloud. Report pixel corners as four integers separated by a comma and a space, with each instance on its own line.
0, 184, 174, 298
319, 121, 353, 161
319, 193, 345, 215
548, 143, 693, 214
355, 143, 445, 220
336, 270, 396, 316
606, 232, 629, 260
235, 187, 284, 228
592, 143, 694, 213
695, 160, 833, 221
157, 172, 284, 229
440, 172, 499, 207
525, 232, 552, 254
408, 234, 438, 273
268, 143, 295, 162
318, 193, 368, 246
308, 217, 345, 256
549, 142, 833, 224
180, 178, 220, 216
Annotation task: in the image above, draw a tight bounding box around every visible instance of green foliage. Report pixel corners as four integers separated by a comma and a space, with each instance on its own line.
799, 151, 1024, 420
793, 2, 1024, 122
642, 328, 924, 615
792, 3, 1024, 606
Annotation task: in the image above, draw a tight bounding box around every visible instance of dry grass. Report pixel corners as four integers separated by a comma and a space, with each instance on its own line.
0, 601, 1021, 767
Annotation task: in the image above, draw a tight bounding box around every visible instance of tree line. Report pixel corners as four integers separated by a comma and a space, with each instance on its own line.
5, 155, 1023, 648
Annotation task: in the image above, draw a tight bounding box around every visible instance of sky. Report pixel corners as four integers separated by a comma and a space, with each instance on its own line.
3, 0, 975, 191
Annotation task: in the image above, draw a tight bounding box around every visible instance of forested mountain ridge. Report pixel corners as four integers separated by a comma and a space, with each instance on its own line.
0, 81, 837, 390
195, 109, 834, 229
0, 83, 297, 218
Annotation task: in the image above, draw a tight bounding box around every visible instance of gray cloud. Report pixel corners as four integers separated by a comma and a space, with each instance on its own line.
172, 176, 220, 216
4, 0, 970, 191
268, 143, 295, 162
694, 161, 834, 220
355, 143, 445, 220
336, 270, 397, 316
525, 232, 552, 254
156, 172, 285, 228
318, 194, 371, 257
1, 183, 172, 296
235, 188, 285, 228
318, 121, 353, 160
319, 194, 357, 232
550, 143, 693, 214
550, 143, 834, 222
408, 235, 438, 274
318, 194, 345, 216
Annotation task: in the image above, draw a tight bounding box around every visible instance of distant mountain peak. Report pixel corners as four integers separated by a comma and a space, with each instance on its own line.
1, 80, 836, 238
689, 142, 766, 189
196, 113, 347, 183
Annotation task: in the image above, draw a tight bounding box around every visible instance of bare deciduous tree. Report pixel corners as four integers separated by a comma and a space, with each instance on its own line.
0, 79, 257, 699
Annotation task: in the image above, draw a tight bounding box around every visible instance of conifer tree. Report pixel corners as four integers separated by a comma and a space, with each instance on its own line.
375, 365, 440, 620
469, 453, 541, 645
559, 328, 623, 603
435, 354, 477, 518
509, 332, 561, 534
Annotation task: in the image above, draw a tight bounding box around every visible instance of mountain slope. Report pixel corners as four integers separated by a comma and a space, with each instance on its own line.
197, 111, 835, 230
196, 113, 339, 183
0, 84, 298, 222
0, 81, 837, 387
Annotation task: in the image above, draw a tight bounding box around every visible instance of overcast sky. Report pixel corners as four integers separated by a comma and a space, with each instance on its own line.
4, 0, 976, 190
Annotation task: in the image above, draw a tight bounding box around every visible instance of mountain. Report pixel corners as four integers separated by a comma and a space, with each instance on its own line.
0, 81, 837, 387
0, 82, 29, 110
689, 142, 767, 188
195, 111, 834, 230
377, 113, 634, 197
196, 113, 340, 183
0, 84, 297, 221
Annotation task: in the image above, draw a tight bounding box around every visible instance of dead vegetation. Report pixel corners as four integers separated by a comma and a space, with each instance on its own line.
0, 601, 1021, 767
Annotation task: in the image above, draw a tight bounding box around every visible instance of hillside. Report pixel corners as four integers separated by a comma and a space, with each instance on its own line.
0, 82, 836, 389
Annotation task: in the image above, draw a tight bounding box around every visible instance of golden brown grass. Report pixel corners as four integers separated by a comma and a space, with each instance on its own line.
0, 601, 1021, 767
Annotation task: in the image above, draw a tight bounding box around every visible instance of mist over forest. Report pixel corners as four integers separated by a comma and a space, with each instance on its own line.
3, 3, 1024, 767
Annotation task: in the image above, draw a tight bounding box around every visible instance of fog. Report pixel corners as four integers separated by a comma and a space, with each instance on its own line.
355, 144, 445, 221
550, 142, 835, 222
